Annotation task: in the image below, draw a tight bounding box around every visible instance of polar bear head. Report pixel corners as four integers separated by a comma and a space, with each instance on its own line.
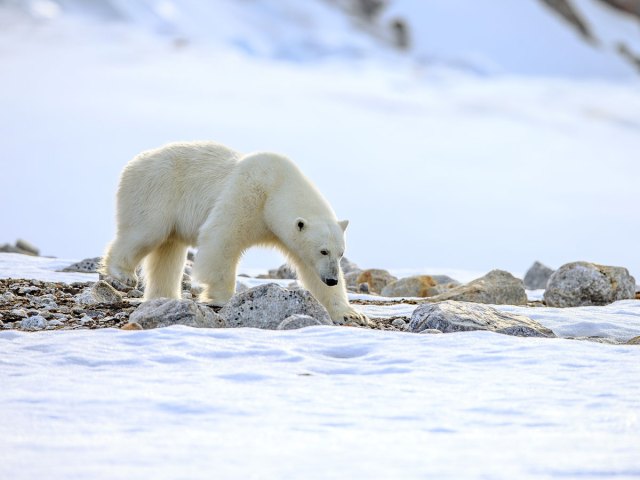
294, 217, 349, 286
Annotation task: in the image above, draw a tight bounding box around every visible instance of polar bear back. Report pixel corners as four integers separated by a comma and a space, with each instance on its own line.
117, 141, 241, 244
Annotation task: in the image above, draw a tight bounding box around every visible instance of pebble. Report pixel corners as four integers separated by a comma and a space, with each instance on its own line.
11, 308, 28, 319
391, 318, 407, 329
21, 315, 47, 331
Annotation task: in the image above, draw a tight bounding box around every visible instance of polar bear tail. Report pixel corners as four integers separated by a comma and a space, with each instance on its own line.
142, 238, 188, 300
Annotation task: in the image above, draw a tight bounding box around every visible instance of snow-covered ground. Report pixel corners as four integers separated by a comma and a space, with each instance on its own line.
2, 318, 640, 479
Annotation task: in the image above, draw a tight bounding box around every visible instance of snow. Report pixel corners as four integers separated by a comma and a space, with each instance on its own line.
2, 325, 639, 479
2, 251, 640, 478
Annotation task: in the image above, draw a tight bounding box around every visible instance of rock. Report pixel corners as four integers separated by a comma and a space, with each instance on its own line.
430, 275, 460, 286
0, 291, 17, 305
127, 289, 144, 298
344, 270, 362, 288
62, 257, 102, 273
121, 322, 143, 331
100, 274, 135, 292
20, 315, 48, 331
220, 283, 332, 329
426, 270, 527, 305
419, 329, 443, 334
391, 318, 406, 329
268, 264, 297, 279
523, 261, 555, 290
340, 257, 360, 274
277, 314, 330, 330
15, 239, 39, 256
356, 269, 398, 294
381, 275, 439, 297
408, 301, 555, 338
10, 308, 28, 319
627, 336, 640, 345
130, 298, 224, 329
46, 319, 63, 327
0, 239, 39, 256
544, 261, 636, 307
75, 280, 123, 305
358, 282, 370, 294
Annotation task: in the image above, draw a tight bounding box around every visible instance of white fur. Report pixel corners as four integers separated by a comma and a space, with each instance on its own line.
101, 141, 367, 325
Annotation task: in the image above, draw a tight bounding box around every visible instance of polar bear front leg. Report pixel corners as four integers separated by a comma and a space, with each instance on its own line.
293, 261, 371, 327
192, 235, 241, 307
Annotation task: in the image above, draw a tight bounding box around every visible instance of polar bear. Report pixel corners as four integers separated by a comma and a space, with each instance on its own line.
101, 141, 368, 326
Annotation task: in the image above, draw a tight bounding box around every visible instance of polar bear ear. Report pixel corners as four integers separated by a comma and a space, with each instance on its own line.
338, 220, 349, 232
296, 218, 307, 232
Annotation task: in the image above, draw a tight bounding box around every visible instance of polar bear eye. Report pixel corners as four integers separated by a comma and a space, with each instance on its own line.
320, 249, 329, 256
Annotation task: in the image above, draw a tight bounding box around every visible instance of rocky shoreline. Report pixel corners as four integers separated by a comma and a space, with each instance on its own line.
1, 249, 639, 345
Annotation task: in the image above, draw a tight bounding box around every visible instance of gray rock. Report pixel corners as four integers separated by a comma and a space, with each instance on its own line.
47, 319, 63, 327
277, 314, 331, 330
268, 264, 297, 279
344, 270, 363, 288
426, 270, 528, 305
0, 291, 17, 305
524, 261, 555, 290
21, 315, 48, 331
340, 257, 360, 274
391, 318, 407, 329
544, 261, 636, 307
130, 298, 225, 329
10, 308, 28, 319
220, 283, 332, 329
430, 275, 461, 286
419, 329, 443, 334
127, 289, 144, 298
408, 301, 555, 338
62, 257, 102, 273
75, 280, 123, 305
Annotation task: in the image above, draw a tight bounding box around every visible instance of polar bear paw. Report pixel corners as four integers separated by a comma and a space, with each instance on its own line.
333, 308, 373, 328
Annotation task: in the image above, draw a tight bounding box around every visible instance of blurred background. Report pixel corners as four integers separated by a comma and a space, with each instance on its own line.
1, 0, 639, 278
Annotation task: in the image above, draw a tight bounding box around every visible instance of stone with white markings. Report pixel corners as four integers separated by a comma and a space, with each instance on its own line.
408, 300, 555, 337
544, 261, 636, 307
220, 283, 331, 329
129, 298, 224, 329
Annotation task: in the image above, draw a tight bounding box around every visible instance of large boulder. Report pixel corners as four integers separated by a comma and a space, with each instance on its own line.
356, 269, 397, 294
408, 300, 555, 338
129, 298, 224, 329
544, 261, 636, 307
267, 264, 297, 279
426, 270, 527, 305
219, 283, 332, 329
523, 261, 554, 290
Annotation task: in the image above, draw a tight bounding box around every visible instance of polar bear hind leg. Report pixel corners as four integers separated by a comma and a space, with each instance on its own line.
143, 238, 188, 300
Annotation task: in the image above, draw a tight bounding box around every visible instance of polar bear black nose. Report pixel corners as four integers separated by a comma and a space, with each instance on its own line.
324, 278, 338, 287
